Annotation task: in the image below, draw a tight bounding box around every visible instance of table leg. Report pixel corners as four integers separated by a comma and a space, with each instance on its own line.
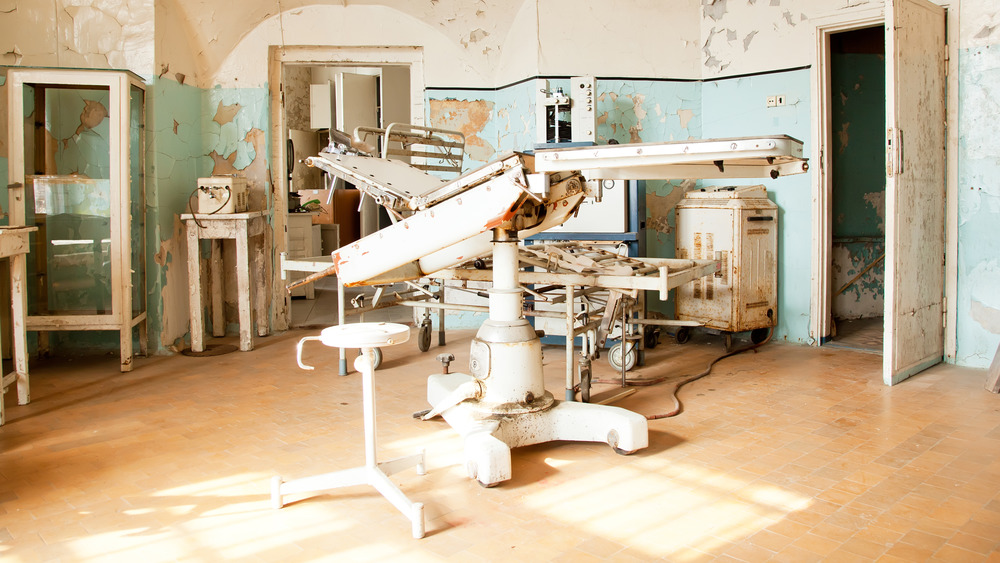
186, 222, 205, 353
253, 230, 268, 337
236, 221, 253, 351
10, 253, 29, 405
138, 316, 148, 357
210, 239, 224, 338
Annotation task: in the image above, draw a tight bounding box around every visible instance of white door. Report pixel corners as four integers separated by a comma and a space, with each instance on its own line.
335, 72, 378, 134
883, 0, 946, 385
335, 72, 380, 236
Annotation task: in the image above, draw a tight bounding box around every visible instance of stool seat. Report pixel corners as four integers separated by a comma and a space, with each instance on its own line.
318, 322, 410, 349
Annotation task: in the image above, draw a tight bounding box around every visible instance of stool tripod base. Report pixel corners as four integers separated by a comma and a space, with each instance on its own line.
279, 323, 427, 538
271, 450, 427, 539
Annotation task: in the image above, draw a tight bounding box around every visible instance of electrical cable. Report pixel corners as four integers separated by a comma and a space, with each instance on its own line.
186, 186, 233, 229
587, 327, 774, 420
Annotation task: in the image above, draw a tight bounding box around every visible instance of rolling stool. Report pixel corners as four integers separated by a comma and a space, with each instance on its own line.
271, 322, 427, 539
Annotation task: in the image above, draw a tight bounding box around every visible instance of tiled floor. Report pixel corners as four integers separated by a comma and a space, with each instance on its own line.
2, 316, 999, 561
829, 317, 884, 354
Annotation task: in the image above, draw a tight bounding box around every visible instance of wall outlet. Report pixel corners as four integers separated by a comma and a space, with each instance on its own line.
767, 95, 786, 108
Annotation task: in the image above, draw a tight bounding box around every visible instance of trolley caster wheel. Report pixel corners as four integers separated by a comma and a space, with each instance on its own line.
612, 447, 638, 456
751, 328, 770, 345
417, 321, 432, 352
644, 328, 659, 349
608, 341, 637, 372
580, 366, 592, 403
676, 327, 691, 344
359, 347, 382, 370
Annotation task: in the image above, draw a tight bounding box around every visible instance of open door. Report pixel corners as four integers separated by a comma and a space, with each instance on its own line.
883, 0, 946, 385
336, 72, 380, 237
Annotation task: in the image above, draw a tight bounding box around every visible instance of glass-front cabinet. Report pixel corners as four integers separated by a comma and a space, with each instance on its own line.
6, 69, 146, 372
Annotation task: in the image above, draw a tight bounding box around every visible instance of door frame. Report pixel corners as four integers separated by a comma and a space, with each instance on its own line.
268, 45, 425, 330
809, 4, 960, 361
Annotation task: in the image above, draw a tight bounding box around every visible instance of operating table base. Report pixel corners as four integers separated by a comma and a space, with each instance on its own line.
428, 372, 649, 487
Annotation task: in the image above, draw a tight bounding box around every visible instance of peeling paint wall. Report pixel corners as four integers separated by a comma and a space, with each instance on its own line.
154, 0, 202, 86
696, 0, 879, 78
0, 0, 154, 72
146, 77, 206, 352
956, 2, 1000, 367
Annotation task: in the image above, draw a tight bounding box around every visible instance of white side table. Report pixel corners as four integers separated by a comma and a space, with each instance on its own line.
0, 226, 36, 426
272, 322, 427, 539
181, 211, 268, 352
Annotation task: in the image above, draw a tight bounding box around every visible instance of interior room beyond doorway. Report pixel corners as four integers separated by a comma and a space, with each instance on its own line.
827, 25, 886, 354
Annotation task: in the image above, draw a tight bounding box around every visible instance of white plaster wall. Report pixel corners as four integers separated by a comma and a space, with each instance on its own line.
154, 0, 202, 85
0, 0, 154, 74
174, 0, 531, 88
537, 0, 701, 78
960, 0, 1000, 48
491, 0, 540, 85
210, 4, 489, 88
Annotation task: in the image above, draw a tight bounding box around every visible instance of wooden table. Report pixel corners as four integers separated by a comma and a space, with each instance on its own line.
181, 212, 268, 352
0, 226, 37, 426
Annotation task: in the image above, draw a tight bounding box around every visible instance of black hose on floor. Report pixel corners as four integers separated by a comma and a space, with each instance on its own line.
589, 328, 774, 420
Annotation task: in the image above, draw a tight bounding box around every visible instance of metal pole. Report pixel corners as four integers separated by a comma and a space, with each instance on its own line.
338, 278, 347, 376
359, 348, 377, 468
565, 284, 575, 401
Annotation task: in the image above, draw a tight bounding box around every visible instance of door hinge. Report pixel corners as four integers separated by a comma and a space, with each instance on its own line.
942, 296, 947, 326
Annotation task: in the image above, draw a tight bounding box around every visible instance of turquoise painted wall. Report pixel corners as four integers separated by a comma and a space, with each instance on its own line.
146, 76, 209, 351
700, 70, 812, 344
956, 43, 1000, 368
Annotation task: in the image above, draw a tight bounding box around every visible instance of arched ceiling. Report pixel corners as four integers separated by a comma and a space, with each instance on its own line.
163, 0, 532, 85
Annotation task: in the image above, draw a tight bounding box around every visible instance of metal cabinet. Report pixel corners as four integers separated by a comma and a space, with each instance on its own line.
675, 185, 777, 334
6, 68, 146, 371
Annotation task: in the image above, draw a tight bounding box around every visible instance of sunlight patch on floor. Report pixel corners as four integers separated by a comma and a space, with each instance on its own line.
521, 461, 812, 559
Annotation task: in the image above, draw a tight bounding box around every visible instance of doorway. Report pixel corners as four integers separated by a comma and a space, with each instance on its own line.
281, 64, 411, 327
827, 26, 886, 354
267, 46, 425, 332
810, 0, 949, 385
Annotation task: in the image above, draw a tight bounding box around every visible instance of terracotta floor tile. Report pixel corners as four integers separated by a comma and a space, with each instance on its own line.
898, 529, 949, 551
839, 536, 890, 559
946, 531, 999, 555
932, 543, 982, 561
884, 541, 937, 560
